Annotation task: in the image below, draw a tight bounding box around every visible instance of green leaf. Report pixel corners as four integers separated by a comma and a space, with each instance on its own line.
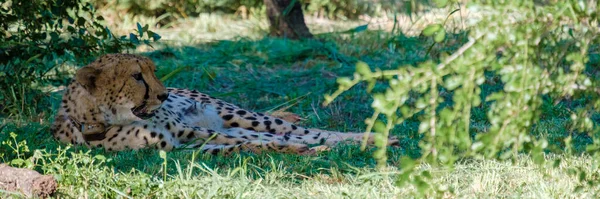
433, 0, 449, 7
374, 133, 386, 147
355, 61, 372, 77
149, 31, 162, 41
373, 120, 386, 133
336, 77, 353, 89
159, 150, 167, 159
434, 29, 446, 43
94, 154, 106, 161
373, 147, 385, 159
444, 76, 462, 90
137, 23, 144, 37
352, 24, 368, 33
129, 33, 140, 45
422, 24, 442, 36
11, 159, 24, 166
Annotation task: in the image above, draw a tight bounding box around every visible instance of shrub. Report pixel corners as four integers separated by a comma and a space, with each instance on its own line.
325, 0, 600, 196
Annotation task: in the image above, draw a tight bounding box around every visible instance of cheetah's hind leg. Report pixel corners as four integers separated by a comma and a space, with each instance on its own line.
182, 140, 320, 155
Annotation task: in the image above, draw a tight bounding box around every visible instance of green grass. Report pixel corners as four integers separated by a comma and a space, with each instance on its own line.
1, 9, 599, 198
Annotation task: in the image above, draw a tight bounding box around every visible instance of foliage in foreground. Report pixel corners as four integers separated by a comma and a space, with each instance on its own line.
326, 0, 600, 196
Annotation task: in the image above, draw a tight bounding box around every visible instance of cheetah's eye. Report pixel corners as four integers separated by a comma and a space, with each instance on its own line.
132, 73, 143, 81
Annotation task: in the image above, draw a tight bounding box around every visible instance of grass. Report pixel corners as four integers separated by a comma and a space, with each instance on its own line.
1, 6, 600, 198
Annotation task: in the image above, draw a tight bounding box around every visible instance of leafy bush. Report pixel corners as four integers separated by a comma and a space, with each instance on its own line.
0, 0, 160, 116
325, 0, 600, 196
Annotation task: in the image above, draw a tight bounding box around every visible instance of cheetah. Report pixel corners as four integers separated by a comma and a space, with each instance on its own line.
50, 54, 398, 154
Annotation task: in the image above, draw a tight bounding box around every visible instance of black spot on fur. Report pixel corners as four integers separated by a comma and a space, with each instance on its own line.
223, 115, 234, 120
274, 119, 283, 125
230, 122, 239, 127
236, 110, 247, 115
212, 148, 221, 154
251, 121, 260, 127
313, 132, 322, 140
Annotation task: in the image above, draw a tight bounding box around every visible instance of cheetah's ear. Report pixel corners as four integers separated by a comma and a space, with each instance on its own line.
75, 66, 101, 92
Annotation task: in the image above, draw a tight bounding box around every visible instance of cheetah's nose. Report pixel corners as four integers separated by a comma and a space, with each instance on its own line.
158, 93, 169, 102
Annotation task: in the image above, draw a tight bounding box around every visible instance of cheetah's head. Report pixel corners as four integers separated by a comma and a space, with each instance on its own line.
75, 54, 168, 124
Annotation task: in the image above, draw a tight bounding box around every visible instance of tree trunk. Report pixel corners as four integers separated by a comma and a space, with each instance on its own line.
264, 0, 313, 39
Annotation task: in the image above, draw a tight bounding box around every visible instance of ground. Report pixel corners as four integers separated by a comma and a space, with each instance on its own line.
1, 7, 599, 198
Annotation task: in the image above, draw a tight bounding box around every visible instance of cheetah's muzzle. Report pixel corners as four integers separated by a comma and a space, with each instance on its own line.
132, 101, 155, 119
